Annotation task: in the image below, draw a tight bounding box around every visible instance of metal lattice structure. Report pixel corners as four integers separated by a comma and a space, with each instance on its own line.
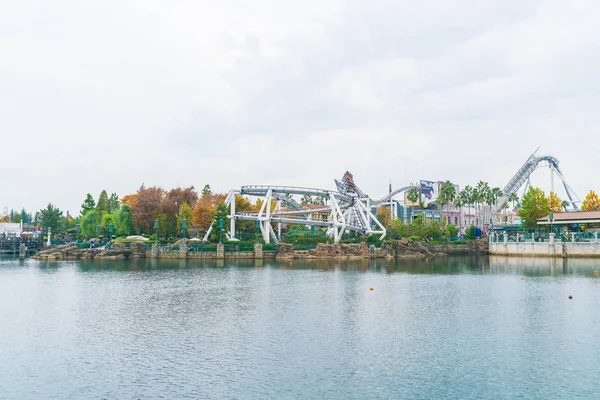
496, 149, 580, 211
209, 172, 387, 244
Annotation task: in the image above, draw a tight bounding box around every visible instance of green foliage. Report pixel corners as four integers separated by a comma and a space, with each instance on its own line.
407, 235, 422, 242
20, 208, 32, 224
209, 203, 229, 242
407, 188, 420, 205
376, 206, 391, 227
410, 214, 443, 240
201, 184, 212, 198
80, 210, 99, 238
96, 190, 109, 221
12, 213, 22, 223
390, 219, 410, 238
114, 205, 133, 236
81, 193, 96, 216
100, 214, 115, 235
300, 195, 313, 205
40, 203, 63, 234
438, 180, 456, 210
444, 224, 459, 238
313, 196, 325, 205
518, 187, 549, 229
465, 226, 477, 240
108, 193, 120, 213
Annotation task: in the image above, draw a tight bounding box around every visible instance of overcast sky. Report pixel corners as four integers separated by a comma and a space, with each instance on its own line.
1, 0, 599, 216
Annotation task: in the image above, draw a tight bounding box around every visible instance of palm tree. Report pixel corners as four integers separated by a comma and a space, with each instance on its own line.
439, 180, 456, 225
407, 188, 420, 206
475, 181, 490, 228
454, 192, 466, 228
508, 192, 519, 210
461, 185, 474, 225
561, 199, 570, 211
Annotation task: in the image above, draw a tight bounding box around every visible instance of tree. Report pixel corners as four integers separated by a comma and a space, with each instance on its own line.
121, 193, 138, 209
96, 190, 109, 222
475, 181, 490, 227
80, 210, 99, 238
131, 187, 165, 234
101, 213, 115, 236
582, 190, 600, 211
561, 199, 570, 210
438, 180, 456, 218
518, 187, 549, 230
177, 202, 194, 238
313, 196, 325, 205
192, 193, 226, 238
508, 192, 519, 210
407, 188, 420, 206
301, 195, 313, 205
548, 192, 564, 213
114, 205, 133, 236
40, 203, 63, 234
81, 193, 96, 216
163, 187, 198, 236
108, 193, 120, 213
20, 208, 30, 224
376, 206, 391, 227
201, 184, 212, 199
12, 214, 22, 223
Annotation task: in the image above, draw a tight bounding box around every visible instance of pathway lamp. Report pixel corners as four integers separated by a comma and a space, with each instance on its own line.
181, 219, 187, 241
549, 212, 554, 235
154, 219, 158, 244
219, 219, 223, 244
109, 224, 114, 241
256, 220, 260, 244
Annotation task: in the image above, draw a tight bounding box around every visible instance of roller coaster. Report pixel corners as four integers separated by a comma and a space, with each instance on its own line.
203, 150, 579, 243
204, 172, 388, 244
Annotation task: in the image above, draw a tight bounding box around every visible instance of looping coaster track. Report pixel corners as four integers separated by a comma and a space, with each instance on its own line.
209, 172, 387, 244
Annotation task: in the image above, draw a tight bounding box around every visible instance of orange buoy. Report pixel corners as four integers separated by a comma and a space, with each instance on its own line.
369, 287, 374, 291
594, 271, 598, 276
520, 277, 525, 281
569, 295, 573, 299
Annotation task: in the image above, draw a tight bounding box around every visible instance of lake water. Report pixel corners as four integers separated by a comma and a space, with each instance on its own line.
1, 256, 600, 399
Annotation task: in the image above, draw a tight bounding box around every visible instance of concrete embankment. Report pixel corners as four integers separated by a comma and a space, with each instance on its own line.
490, 239, 600, 258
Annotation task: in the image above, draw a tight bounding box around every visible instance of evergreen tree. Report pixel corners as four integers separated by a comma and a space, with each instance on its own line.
20, 208, 29, 224
96, 190, 109, 222
40, 204, 63, 234
81, 193, 96, 216
202, 184, 212, 199
108, 193, 120, 213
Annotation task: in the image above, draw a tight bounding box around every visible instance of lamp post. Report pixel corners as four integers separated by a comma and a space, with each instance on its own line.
109, 223, 113, 242
219, 219, 223, 244
154, 219, 158, 245
256, 220, 260, 244
181, 219, 187, 241
549, 212, 554, 236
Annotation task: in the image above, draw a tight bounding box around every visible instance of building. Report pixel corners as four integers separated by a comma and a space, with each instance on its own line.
537, 211, 600, 230
0, 222, 22, 237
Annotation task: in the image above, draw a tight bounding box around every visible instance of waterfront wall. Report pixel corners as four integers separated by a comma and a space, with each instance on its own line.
489, 237, 600, 258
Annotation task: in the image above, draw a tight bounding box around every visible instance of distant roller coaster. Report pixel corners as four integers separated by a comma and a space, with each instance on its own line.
204, 172, 388, 244
202, 150, 579, 243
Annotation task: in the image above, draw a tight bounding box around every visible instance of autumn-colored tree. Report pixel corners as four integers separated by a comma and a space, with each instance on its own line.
376, 206, 392, 227
582, 190, 600, 211
192, 193, 226, 237
121, 193, 138, 209
162, 187, 198, 236
131, 187, 165, 233
177, 202, 194, 237
548, 192, 563, 213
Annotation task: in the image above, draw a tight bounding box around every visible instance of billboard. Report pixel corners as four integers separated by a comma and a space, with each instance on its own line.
420, 180, 439, 209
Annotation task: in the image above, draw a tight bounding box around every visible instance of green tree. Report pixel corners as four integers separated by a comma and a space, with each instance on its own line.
313, 196, 325, 205
407, 188, 420, 206
80, 210, 99, 238
96, 190, 109, 222
40, 203, 63, 235
301, 195, 313, 205
114, 205, 133, 236
81, 193, 96, 216
201, 184, 212, 199
518, 187, 549, 230
508, 192, 519, 210
12, 213, 22, 223
209, 203, 229, 242
444, 224, 459, 239
20, 208, 30, 224
101, 213, 115, 237
108, 193, 120, 213
438, 180, 456, 217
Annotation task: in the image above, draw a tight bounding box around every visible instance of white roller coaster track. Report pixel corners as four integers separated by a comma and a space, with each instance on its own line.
202, 183, 387, 244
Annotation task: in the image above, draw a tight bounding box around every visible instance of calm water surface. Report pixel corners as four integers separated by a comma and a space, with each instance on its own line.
1, 256, 600, 399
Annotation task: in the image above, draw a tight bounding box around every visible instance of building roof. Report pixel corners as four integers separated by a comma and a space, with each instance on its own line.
537, 211, 600, 225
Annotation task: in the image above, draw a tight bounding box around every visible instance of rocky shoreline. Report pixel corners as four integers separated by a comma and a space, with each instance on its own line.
31, 238, 489, 261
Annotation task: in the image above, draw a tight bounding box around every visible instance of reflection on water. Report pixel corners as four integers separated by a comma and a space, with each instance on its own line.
2, 255, 600, 399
